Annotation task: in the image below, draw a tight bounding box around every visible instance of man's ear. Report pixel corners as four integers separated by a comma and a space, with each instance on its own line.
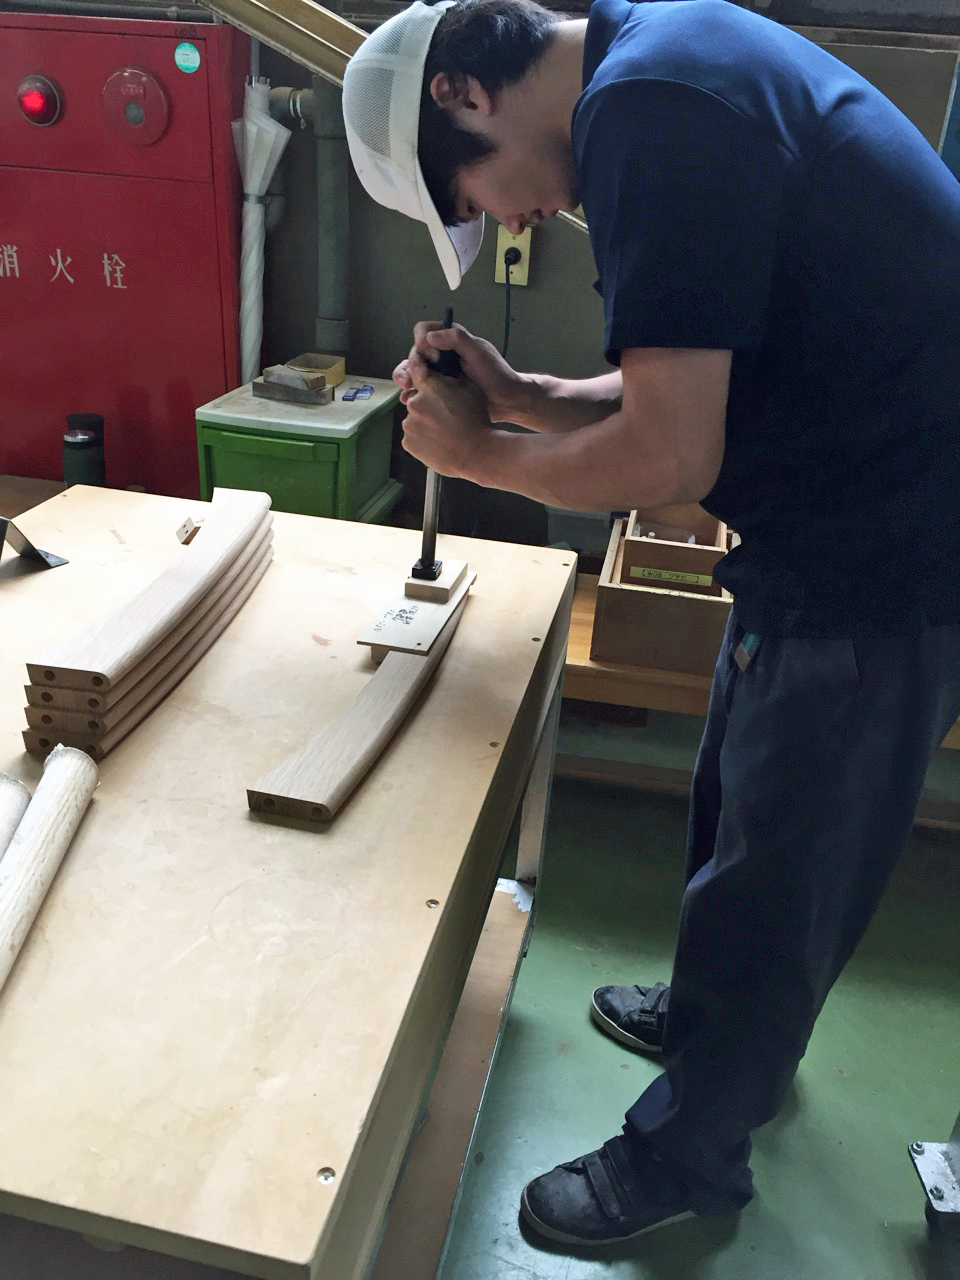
429, 73, 494, 116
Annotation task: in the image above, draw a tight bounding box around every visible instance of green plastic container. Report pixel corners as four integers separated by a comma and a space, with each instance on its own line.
195, 379, 402, 522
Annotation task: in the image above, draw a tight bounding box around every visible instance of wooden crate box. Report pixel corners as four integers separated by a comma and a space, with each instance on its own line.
591, 517, 732, 675
621, 506, 728, 596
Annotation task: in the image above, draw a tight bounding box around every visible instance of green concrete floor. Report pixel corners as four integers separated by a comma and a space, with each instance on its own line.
437, 773, 960, 1280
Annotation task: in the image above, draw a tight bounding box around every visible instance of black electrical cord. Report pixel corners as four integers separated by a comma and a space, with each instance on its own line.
502, 246, 522, 356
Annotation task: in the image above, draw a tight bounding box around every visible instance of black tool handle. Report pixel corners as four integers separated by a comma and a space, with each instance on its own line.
432, 306, 463, 378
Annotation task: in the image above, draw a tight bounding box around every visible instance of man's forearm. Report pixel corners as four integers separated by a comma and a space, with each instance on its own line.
464, 411, 692, 510
507, 371, 623, 434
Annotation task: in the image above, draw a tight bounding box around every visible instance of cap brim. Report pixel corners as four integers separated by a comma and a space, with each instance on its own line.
415, 157, 483, 290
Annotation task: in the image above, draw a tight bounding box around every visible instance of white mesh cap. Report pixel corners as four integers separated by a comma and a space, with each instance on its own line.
343, 0, 483, 290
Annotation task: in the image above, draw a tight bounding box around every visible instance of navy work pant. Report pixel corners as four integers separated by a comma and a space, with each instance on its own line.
625, 611, 960, 1214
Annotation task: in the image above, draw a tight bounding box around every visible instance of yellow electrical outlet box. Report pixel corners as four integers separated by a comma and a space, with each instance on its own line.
495, 225, 532, 286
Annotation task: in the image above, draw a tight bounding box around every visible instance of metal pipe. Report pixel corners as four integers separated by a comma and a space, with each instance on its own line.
3, 0, 219, 18
267, 80, 350, 355
419, 470, 442, 572
303, 77, 349, 354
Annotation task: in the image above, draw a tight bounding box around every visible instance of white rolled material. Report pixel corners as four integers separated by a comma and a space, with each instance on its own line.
240, 200, 267, 384
0, 774, 31, 857
0, 746, 99, 993
233, 77, 291, 384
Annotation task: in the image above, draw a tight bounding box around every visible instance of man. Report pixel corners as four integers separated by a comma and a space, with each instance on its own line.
342, 0, 960, 1252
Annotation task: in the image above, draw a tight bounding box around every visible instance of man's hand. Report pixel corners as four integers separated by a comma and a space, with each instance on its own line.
393, 320, 531, 423
401, 358, 493, 478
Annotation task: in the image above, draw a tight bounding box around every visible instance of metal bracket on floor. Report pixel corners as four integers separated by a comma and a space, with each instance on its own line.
0, 517, 68, 571
909, 1111, 960, 1234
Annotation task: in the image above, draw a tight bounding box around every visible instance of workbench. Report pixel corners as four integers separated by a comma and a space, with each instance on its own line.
0, 486, 574, 1279
562, 573, 960, 827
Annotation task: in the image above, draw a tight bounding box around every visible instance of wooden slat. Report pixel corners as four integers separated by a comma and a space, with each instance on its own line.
28, 488, 271, 691
23, 544, 274, 761
250, 593, 469, 821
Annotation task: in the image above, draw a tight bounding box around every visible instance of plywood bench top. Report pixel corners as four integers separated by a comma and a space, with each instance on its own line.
0, 486, 574, 1277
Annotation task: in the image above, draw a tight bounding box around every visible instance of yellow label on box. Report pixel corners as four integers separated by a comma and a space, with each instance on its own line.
629, 566, 714, 587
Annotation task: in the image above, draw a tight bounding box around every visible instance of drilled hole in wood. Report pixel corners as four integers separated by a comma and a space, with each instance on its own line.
88, 698, 99, 709
262, 797, 275, 811
490, 741, 500, 748
39, 738, 50, 748
532, 637, 542, 643
43, 670, 55, 682
41, 715, 52, 725
426, 899, 440, 909
41, 692, 52, 703
317, 1167, 336, 1184
87, 720, 98, 731
91, 676, 104, 687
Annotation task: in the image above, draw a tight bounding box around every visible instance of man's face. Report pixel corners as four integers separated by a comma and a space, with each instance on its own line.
430, 72, 579, 235
451, 136, 579, 234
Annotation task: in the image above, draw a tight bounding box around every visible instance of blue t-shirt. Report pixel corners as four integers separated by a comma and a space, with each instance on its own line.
573, 0, 960, 636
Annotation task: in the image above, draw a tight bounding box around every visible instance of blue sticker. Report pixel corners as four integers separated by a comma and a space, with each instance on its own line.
175, 42, 201, 74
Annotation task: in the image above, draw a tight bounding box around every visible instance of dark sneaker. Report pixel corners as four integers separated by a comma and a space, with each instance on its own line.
520, 1133, 696, 1247
591, 981, 670, 1053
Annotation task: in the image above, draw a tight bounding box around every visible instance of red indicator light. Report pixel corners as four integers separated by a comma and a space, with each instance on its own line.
17, 75, 62, 126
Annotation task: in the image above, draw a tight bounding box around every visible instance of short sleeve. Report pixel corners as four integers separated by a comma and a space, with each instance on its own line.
573, 79, 790, 363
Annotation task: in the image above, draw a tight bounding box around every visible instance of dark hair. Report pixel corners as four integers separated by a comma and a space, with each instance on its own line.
418, 0, 558, 226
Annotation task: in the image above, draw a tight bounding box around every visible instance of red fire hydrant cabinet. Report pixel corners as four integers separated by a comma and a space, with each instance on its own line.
1, 13, 247, 496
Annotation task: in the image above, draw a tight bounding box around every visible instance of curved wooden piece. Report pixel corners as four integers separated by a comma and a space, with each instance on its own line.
23, 545, 274, 761
0, 774, 31, 858
249, 593, 469, 822
0, 745, 98, 993
24, 512, 272, 714
24, 527, 273, 733
28, 488, 271, 692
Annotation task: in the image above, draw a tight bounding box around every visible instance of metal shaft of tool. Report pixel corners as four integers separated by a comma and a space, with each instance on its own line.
419, 468, 441, 570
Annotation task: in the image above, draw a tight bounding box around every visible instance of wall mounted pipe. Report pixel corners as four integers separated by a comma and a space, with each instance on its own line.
270, 78, 350, 355
4, 0, 219, 17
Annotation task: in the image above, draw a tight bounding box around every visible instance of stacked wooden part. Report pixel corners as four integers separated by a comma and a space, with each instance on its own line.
592, 506, 733, 675
0, 747, 99, 992
22, 489, 274, 760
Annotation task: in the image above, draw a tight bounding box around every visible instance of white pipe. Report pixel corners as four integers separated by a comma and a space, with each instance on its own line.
0, 746, 98, 994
